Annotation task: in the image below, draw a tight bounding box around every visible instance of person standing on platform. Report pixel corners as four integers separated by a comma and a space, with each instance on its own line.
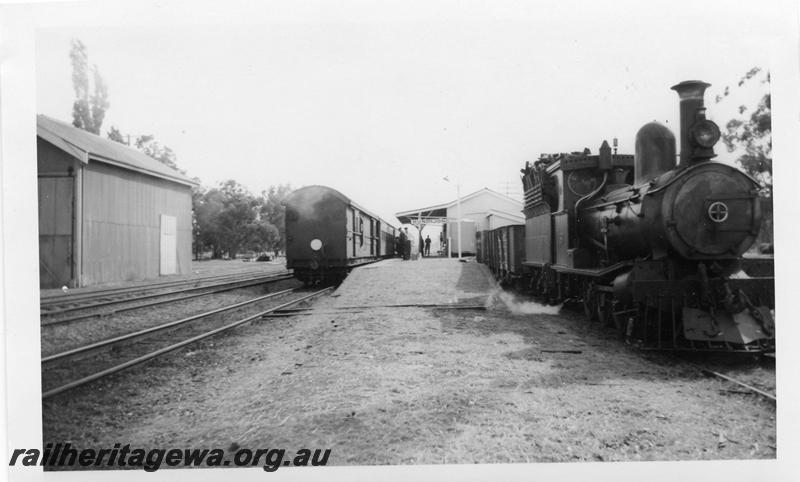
424, 235, 431, 257
398, 229, 407, 259
403, 227, 411, 260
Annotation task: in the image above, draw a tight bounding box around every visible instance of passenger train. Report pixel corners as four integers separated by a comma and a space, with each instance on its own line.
284, 185, 397, 284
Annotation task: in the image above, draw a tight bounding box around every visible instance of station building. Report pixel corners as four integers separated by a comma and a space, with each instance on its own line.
37, 115, 196, 289
395, 188, 523, 256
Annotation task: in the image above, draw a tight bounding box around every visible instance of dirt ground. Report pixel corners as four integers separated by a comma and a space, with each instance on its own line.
41, 260, 776, 469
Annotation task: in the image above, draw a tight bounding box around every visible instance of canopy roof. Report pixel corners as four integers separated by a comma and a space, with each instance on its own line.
395, 188, 521, 225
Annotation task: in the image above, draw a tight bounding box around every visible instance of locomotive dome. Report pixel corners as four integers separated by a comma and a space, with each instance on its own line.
634, 122, 676, 184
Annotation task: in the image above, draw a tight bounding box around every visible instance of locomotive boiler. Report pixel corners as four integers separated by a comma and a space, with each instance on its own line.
517, 80, 774, 352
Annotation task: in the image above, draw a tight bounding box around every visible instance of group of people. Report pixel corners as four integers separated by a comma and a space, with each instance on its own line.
395, 227, 434, 260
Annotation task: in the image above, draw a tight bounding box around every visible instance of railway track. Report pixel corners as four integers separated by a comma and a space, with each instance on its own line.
42, 286, 333, 399
40, 271, 293, 325
40, 269, 290, 310
692, 362, 776, 403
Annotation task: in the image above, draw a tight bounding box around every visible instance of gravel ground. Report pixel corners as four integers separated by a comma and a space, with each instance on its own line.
41, 258, 776, 470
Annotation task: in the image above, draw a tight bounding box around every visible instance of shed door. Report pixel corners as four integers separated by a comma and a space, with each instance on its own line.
160, 214, 177, 275
38, 177, 73, 288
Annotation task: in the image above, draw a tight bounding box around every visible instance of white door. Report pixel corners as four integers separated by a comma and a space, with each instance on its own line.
160, 214, 177, 275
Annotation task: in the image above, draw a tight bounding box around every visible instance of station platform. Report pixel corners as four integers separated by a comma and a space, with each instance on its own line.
330, 257, 495, 308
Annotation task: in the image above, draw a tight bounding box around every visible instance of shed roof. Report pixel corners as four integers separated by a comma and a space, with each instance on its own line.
37, 114, 196, 187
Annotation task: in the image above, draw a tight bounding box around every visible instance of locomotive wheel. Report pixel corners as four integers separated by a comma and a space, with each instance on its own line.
595, 294, 610, 326
610, 305, 631, 338
583, 287, 598, 321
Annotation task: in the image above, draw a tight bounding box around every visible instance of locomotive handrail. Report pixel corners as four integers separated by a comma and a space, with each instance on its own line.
550, 260, 634, 277
646, 161, 760, 196
573, 172, 608, 214
578, 191, 643, 211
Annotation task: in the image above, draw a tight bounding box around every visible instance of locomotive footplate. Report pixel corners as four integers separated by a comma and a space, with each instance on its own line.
682, 306, 773, 345
630, 277, 774, 349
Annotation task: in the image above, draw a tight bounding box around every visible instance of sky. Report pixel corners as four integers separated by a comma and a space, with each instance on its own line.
32, 0, 782, 224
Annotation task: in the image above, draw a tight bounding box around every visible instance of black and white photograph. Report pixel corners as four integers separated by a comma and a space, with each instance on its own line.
2, 0, 799, 480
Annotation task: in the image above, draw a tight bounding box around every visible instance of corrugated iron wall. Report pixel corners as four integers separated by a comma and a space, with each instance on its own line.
38, 139, 77, 289
81, 162, 192, 285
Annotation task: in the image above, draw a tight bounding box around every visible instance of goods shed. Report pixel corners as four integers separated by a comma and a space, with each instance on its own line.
37, 114, 196, 289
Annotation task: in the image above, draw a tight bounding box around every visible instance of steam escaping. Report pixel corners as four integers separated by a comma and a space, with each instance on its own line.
486, 287, 562, 315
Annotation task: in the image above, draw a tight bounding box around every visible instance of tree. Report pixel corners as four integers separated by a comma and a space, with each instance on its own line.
243, 220, 280, 254
715, 67, 772, 245
107, 126, 126, 144
191, 181, 288, 259
70, 39, 109, 134
189, 180, 292, 260
215, 180, 258, 258
135, 135, 184, 173
190, 183, 208, 260
194, 186, 225, 258
259, 184, 293, 255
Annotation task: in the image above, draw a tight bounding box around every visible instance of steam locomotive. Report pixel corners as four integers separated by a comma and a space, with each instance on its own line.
483, 80, 774, 352
284, 185, 397, 284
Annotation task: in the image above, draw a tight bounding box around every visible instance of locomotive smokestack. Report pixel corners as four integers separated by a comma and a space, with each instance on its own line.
671, 80, 720, 167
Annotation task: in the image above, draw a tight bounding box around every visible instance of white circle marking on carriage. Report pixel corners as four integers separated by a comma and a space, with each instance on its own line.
310, 239, 323, 251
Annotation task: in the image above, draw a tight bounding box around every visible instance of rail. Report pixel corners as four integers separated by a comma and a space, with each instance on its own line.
42, 287, 332, 400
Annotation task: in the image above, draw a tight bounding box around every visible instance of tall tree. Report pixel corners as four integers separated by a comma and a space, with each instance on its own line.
715, 67, 772, 245
69, 39, 109, 134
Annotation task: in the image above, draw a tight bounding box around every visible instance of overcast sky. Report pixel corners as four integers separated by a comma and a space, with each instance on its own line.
34, 0, 781, 223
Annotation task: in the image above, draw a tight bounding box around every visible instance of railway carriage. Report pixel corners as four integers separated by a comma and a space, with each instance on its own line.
284, 185, 397, 284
